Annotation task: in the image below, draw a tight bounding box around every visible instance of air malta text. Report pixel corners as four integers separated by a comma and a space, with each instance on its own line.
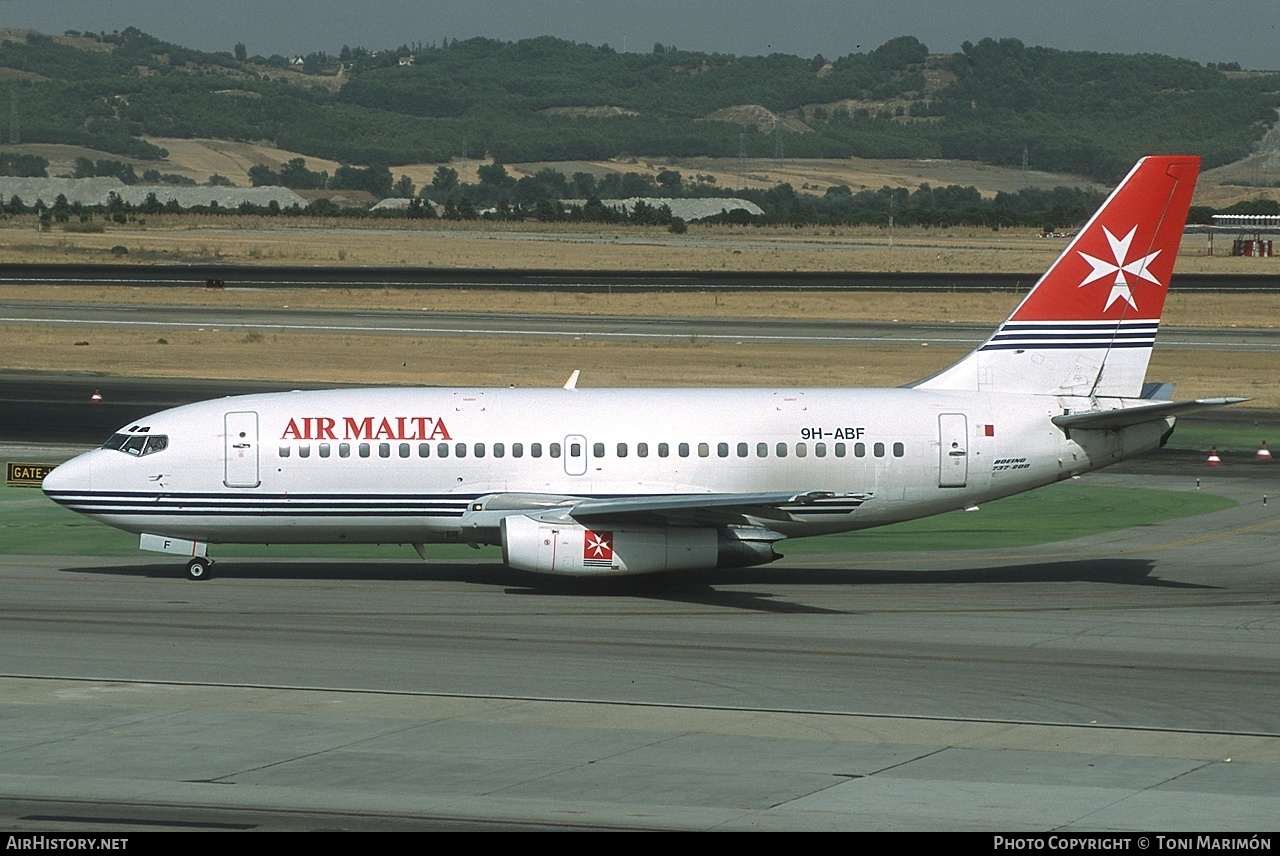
281, 416, 452, 442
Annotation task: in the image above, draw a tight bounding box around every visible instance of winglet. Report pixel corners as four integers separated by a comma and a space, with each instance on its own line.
563, 370, 580, 390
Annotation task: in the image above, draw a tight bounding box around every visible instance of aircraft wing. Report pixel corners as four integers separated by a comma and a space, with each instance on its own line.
1052, 397, 1249, 431
459, 491, 873, 541
564, 490, 874, 526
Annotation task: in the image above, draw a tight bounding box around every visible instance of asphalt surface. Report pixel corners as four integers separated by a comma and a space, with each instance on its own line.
1, 467, 1277, 831
2, 282, 1277, 830
3, 260, 1278, 291
4, 301, 1278, 352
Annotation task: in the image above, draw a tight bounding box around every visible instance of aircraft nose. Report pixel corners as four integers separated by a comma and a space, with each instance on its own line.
42, 452, 97, 498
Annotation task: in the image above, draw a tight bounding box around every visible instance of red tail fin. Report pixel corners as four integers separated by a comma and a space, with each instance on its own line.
1010, 156, 1200, 324
915, 156, 1201, 397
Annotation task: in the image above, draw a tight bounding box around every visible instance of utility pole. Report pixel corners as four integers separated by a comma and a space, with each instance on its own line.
738, 132, 747, 190
9, 88, 18, 146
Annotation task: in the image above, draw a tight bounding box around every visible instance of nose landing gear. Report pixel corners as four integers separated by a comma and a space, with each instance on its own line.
186, 557, 213, 581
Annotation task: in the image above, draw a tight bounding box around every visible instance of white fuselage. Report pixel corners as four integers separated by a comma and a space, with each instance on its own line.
41, 385, 1170, 547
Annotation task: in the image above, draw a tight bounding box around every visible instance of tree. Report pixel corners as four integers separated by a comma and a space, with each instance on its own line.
234, 43, 247, 62
392, 174, 415, 197
477, 162, 515, 188
431, 166, 459, 192
248, 164, 279, 187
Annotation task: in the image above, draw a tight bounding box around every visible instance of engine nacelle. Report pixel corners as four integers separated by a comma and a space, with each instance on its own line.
500, 515, 778, 576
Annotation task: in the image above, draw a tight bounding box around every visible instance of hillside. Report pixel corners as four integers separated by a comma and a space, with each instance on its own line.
1, 28, 1279, 187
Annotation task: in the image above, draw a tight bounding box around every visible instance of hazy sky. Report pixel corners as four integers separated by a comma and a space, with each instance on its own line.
3, 0, 1278, 70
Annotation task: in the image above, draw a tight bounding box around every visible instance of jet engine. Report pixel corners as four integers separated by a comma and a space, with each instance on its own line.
499, 514, 779, 576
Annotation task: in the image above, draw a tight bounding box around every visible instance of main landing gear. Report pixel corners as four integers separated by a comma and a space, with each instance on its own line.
186, 557, 213, 581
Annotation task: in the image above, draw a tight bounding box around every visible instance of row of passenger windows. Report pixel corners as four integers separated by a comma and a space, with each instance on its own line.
279, 440, 907, 460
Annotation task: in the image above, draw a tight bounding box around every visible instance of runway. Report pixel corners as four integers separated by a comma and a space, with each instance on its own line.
2, 272, 1277, 829
3, 301, 1278, 351
2, 260, 1276, 291
2, 469, 1277, 830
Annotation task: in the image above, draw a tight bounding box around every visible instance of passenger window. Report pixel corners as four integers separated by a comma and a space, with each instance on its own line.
757, 442, 768, 458
893, 442, 905, 457
437, 443, 449, 458
399, 443, 410, 458
717, 442, 729, 458
874, 442, 885, 458
493, 443, 505, 458
418, 443, 431, 458
319, 443, 330, 458
835, 443, 846, 457
737, 442, 748, 457
455, 443, 467, 458
550, 443, 561, 458
299, 445, 311, 458
474, 443, 485, 458
855, 442, 866, 457
279, 446, 291, 458
679, 443, 690, 457
569, 442, 580, 457
796, 442, 807, 458
616, 443, 626, 458
591, 442, 604, 458
658, 443, 669, 458
698, 443, 709, 458
775, 443, 788, 458
378, 443, 390, 458
512, 443, 524, 458
531, 443, 542, 458
339, 443, 351, 458
359, 443, 370, 458
815, 442, 827, 458
637, 443, 648, 458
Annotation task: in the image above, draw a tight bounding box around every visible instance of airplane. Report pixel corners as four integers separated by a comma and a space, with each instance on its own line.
42, 155, 1245, 581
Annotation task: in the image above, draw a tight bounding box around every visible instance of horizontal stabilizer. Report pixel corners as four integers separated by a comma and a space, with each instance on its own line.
1052, 397, 1249, 431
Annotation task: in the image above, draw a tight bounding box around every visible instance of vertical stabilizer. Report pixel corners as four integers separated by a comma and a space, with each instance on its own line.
914, 155, 1200, 397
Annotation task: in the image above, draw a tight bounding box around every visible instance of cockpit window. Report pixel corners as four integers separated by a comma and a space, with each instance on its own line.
101, 433, 169, 457
100, 433, 130, 452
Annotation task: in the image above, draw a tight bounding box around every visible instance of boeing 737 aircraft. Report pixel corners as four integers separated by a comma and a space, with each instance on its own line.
43, 155, 1243, 580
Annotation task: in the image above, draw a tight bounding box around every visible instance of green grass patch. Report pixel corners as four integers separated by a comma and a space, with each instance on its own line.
2, 480, 1235, 561
781, 482, 1236, 555
1164, 423, 1278, 454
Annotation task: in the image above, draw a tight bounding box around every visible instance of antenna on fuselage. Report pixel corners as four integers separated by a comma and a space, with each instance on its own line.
563, 370, 580, 390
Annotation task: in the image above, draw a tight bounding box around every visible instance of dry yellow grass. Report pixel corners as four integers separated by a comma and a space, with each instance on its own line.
0, 218, 1272, 280
0, 220, 1274, 406
3, 323, 1272, 407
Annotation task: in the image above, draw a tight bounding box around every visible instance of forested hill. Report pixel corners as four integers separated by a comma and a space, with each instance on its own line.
3, 27, 1279, 183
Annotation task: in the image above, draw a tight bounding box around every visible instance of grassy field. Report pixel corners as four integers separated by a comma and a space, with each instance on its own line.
1163, 422, 1279, 453
0, 216, 1274, 401
0, 216, 1270, 277
1, 480, 1236, 561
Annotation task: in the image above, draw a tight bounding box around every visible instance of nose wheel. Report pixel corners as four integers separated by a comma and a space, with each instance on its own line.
186, 557, 213, 581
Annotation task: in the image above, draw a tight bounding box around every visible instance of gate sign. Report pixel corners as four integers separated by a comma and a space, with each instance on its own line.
7, 462, 57, 488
